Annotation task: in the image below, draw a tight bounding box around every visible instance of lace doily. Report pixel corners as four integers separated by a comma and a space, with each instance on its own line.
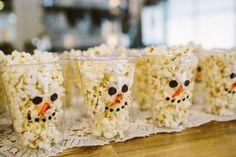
0, 104, 235, 157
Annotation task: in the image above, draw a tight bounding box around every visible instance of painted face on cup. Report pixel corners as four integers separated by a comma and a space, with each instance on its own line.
104, 84, 129, 113
26, 93, 59, 123
165, 79, 191, 104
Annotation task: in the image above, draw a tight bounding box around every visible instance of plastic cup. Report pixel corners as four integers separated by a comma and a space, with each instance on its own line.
77, 57, 135, 139
1, 61, 66, 150
201, 50, 236, 115
146, 53, 198, 128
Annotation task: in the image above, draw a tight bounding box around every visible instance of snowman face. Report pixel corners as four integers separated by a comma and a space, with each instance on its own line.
224, 72, 236, 95
80, 60, 134, 119
165, 79, 191, 103
104, 84, 129, 113
26, 93, 59, 123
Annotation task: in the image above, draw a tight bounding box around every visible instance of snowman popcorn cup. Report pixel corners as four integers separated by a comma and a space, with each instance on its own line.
78, 57, 135, 139
145, 45, 198, 128
1, 51, 65, 150
201, 49, 236, 116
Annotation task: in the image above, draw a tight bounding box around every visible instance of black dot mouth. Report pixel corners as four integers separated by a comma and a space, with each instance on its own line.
30, 111, 57, 123
166, 95, 190, 103
225, 88, 235, 94
105, 101, 128, 113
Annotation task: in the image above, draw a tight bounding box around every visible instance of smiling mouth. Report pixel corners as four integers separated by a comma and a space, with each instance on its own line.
225, 88, 236, 95
166, 95, 190, 103
27, 111, 57, 123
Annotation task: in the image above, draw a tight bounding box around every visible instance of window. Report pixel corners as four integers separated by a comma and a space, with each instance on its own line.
167, 0, 236, 48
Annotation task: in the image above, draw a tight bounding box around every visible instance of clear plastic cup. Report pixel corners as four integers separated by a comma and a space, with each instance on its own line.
201, 50, 236, 115
77, 57, 135, 139
146, 53, 198, 128
1, 61, 66, 150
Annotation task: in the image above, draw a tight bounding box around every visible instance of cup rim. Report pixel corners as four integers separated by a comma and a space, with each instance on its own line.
142, 53, 196, 58
1, 60, 68, 68
74, 56, 137, 61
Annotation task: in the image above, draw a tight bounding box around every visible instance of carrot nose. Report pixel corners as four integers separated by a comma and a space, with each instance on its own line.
38, 102, 50, 117
172, 86, 184, 98
110, 93, 123, 107
231, 80, 236, 90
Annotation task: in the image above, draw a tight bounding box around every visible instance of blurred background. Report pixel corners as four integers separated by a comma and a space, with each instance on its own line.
0, 0, 235, 54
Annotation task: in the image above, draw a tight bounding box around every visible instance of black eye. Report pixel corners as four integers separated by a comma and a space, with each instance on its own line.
169, 80, 178, 88
230, 73, 235, 79
50, 93, 58, 102
32, 96, 43, 105
184, 80, 190, 86
108, 87, 117, 96
122, 84, 128, 93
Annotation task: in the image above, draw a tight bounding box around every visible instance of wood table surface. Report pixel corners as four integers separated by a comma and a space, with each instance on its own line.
56, 120, 236, 157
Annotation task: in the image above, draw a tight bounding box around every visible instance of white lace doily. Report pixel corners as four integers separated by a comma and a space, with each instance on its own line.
0, 104, 235, 157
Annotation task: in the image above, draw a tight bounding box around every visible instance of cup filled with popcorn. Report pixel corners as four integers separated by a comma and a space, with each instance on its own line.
1, 51, 65, 150
201, 49, 236, 116
145, 45, 198, 128
77, 56, 135, 139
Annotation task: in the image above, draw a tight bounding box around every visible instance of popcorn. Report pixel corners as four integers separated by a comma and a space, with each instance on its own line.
82, 44, 115, 58
201, 49, 236, 115
77, 46, 135, 139
1, 50, 65, 149
145, 45, 198, 128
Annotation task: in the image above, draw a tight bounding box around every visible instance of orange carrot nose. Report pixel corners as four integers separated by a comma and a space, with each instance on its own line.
172, 86, 184, 98
38, 102, 50, 117
110, 93, 123, 107
231, 80, 236, 90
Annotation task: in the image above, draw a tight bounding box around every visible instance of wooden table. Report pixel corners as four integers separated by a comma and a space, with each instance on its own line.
56, 120, 236, 157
